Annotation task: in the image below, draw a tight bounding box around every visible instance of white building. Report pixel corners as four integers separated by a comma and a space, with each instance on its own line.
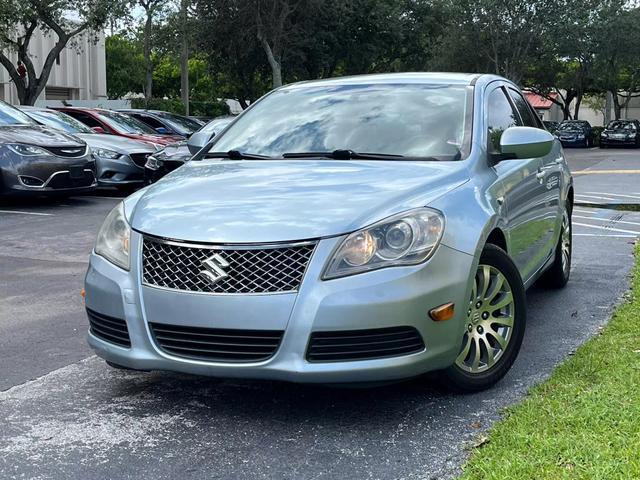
0, 28, 107, 104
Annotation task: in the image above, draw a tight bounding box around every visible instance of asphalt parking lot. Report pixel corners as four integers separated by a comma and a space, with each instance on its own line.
1, 148, 639, 479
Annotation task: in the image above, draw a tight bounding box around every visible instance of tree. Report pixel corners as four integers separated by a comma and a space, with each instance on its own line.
179, 0, 192, 114
436, 0, 559, 85
251, 0, 302, 88
592, 4, 640, 119
105, 34, 145, 98
137, 0, 170, 102
0, 0, 127, 105
196, 0, 271, 107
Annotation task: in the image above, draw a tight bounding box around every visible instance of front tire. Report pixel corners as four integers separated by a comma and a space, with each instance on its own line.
440, 245, 526, 392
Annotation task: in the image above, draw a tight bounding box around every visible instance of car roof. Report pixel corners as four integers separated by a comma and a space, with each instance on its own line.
118, 109, 169, 115
55, 107, 110, 113
282, 72, 501, 90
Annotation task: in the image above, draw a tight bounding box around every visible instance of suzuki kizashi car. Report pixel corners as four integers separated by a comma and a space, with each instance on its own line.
85, 73, 573, 391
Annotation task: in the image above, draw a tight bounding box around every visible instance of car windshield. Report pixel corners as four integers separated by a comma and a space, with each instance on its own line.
199, 117, 234, 136
211, 83, 470, 159
0, 101, 37, 126
558, 123, 584, 132
27, 109, 93, 134
97, 111, 157, 134
156, 112, 203, 134
607, 121, 635, 130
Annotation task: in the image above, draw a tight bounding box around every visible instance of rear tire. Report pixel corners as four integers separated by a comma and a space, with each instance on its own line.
538, 203, 572, 289
440, 244, 526, 392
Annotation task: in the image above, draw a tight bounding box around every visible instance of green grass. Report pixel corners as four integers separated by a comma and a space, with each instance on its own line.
460, 244, 640, 480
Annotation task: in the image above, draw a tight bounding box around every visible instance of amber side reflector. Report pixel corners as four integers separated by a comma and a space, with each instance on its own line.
429, 302, 454, 322
80, 289, 86, 299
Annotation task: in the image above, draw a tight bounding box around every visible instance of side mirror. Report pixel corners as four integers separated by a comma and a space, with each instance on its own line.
155, 127, 170, 135
499, 126, 554, 159
91, 126, 105, 134
186, 131, 213, 155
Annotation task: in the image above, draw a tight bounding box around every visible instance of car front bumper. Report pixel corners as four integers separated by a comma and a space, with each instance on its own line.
0, 152, 97, 195
96, 154, 147, 187
600, 137, 636, 146
85, 232, 475, 383
558, 137, 587, 147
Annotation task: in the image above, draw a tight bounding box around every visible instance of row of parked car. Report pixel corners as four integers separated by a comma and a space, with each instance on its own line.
543, 119, 640, 148
0, 100, 234, 197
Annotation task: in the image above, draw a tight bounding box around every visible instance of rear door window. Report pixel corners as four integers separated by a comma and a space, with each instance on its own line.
508, 88, 541, 128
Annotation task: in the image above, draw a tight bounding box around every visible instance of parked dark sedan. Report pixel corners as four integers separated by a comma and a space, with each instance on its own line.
118, 109, 204, 138
0, 101, 96, 196
600, 119, 640, 148
555, 120, 593, 147
144, 116, 234, 183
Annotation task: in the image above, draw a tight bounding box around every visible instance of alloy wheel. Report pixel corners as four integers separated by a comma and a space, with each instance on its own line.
561, 210, 571, 275
455, 264, 515, 374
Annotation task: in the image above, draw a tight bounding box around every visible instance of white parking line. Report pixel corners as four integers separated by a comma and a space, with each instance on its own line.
575, 194, 618, 201
584, 192, 640, 200
573, 215, 640, 227
573, 221, 640, 235
573, 208, 594, 215
574, 233, 637, 238
0, 209, 53, 216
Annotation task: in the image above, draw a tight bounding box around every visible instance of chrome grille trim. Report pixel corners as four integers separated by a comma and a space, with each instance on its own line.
141, 235, 316, 294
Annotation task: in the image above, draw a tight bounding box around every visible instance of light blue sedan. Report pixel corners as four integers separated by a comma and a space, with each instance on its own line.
85, 73, 573, 391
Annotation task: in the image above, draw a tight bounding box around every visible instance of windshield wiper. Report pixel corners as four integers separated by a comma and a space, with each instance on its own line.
282, 149, 405, 160
200, 150, 273, 160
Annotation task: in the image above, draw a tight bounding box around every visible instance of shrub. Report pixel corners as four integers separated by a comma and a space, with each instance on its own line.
130, 97, 230, 118
591, 126, 604, 146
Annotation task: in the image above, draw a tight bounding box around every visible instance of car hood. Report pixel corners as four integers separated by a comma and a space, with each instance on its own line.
156, 142, 191, 163
128, 159, 469, 243
75, 133, 155, 154
0, 125, 85, 147
604, 129, 633, 134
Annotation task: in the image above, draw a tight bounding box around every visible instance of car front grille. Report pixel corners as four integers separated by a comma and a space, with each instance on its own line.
149, 322, 283, 362
44, 146, 87, 157
130, 153, 151, 168
142, 236, 316, 294
86, 308, 131, 348
306, 326, 425, 362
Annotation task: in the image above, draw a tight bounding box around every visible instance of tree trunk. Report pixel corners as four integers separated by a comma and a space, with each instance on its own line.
180, 0, 190, 116
143, 10, 153, 103
611, 92, 622, 120
573, 93, 582, 120
258, 35, 282, 88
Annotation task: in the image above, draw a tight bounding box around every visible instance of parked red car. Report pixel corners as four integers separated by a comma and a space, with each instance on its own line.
53, 107, 183, 148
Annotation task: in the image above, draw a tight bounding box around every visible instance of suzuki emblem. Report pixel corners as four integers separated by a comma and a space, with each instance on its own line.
200, 253, 230, 284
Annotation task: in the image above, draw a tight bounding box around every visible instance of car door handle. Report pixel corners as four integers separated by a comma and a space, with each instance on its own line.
536, 170, 546, 180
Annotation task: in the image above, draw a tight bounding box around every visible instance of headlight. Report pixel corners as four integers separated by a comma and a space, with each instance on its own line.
93, 147, 121, 159
577, 134, 585, 139
144, 155, 164, 170
95, 202, 130, 270
323, 208, 444, 279
601, 132, 608, 137
628, 132, 636, 138
6, 143, 51, 156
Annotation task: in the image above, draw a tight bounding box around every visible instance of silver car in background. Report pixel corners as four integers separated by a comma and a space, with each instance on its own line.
21, 107, 156, 191
85, 73, 572, 392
